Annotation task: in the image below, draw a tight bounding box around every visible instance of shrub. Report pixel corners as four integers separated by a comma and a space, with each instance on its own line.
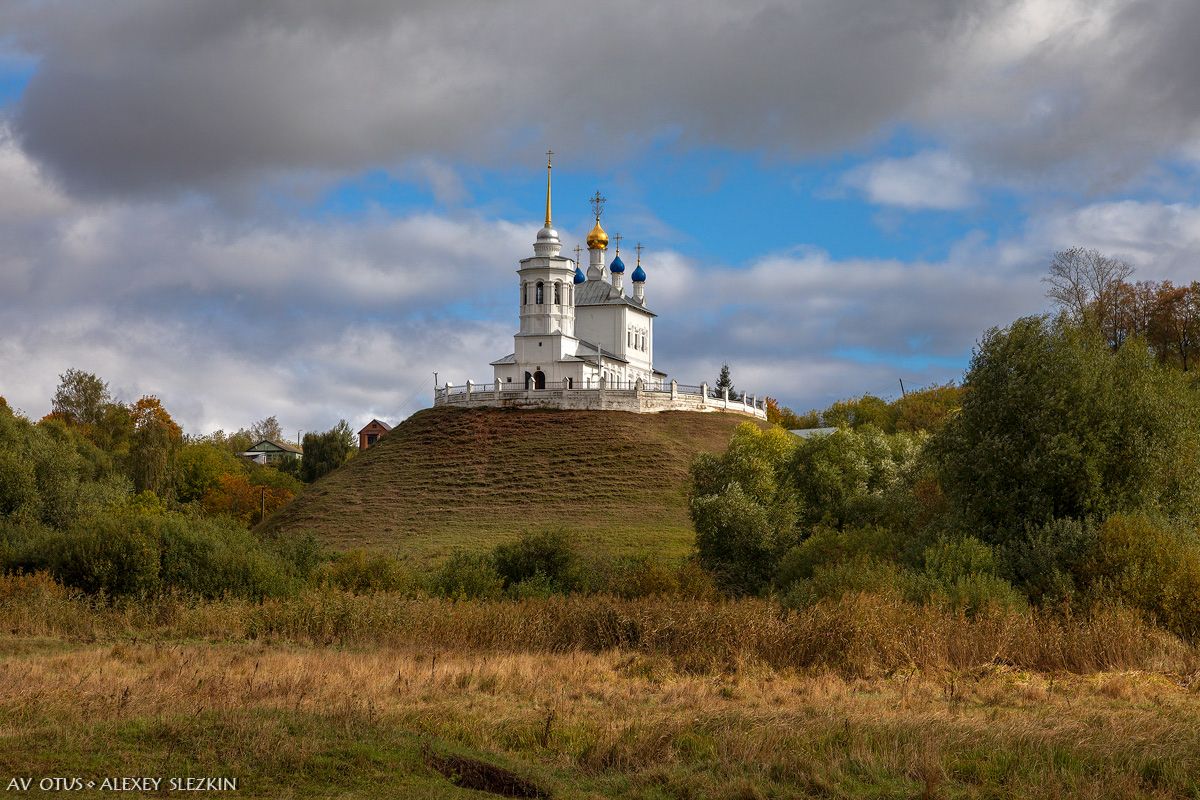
317, 549, 417, 594
774, 525, 901, 591
1088, 513, 1200, 640
493, 529, 579, 592
692, 484, 780, 596
158, 515, 295, 600
428, 550, 504, 600
39, 516, 161, 597
782, 556, 911, 608
1000, 517, 1099, 606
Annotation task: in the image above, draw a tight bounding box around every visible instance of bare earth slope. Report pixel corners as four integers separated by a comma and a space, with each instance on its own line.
264, 406, 765, 564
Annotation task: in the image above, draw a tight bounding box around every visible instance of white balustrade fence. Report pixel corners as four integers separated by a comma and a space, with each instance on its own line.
432, 378, 767, 419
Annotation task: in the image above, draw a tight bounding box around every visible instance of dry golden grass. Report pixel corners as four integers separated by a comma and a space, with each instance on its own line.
4, 574, 1200, 797
261, 407, 764, 562
3, 639, 1200, 798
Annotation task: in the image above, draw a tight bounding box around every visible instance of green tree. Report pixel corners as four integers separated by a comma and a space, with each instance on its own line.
788, 425, 923, 529
174, 442, 244, 503
50, 369, 111, 429
251, 416, 284, 443
128, 396, 183, 496
715, 362, 739, 400
930, 316, 1200, 544
690, 424, 798, 595
299, 420, 355, 483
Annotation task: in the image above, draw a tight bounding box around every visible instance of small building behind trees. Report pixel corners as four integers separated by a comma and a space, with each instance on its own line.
357, 419, 392, 450
241, 439, 303, 465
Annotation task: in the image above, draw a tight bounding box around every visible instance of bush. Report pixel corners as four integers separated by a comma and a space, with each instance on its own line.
38, 516, 161, 597
316, 549, 417, 594
1088, 513, 1200, 640
428, 550, 503, 600
158, 515, 296, 600
692, 484, 781, 596
775, 525, 901, 591
493, 529, 579, 592
782, 557, 910, 607
1000, 517, 1099, 606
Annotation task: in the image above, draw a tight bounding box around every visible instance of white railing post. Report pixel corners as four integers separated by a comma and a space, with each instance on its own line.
562, 377, 569, 390
701, 382, 708, 406
722, 387, 729, 409
466, 380, 473, 401
670, 379, 677, 400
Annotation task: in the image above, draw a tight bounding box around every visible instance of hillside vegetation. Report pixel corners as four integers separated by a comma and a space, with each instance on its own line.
263, 407, 765, 563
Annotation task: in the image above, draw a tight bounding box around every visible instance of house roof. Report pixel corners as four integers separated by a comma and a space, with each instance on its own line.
247, 438, 303, 454
574, 279, 657, 316
357, 419, 391, 434
788, 427, 839, 439
490, 353, 517, 365
574, 338, 629, 364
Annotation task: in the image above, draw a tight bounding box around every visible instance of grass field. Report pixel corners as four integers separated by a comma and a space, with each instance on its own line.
263, 407, 764, 564
3, 575, 1200, 798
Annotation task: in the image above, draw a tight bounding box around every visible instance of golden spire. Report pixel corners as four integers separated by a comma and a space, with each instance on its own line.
586, 190, 609, 250
544, 149, 554, 228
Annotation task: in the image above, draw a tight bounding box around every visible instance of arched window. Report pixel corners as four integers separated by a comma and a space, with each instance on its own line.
536, 281, 544, 305
554, 281, 561, 304
522, 282, 527, 306
628, 330, 633, 346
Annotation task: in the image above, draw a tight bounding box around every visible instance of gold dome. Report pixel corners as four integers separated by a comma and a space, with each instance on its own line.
586, 220, 608, 250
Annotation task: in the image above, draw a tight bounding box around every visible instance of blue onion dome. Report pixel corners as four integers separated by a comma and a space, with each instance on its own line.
609, 254, 626, 273
631, 264, 647, 282
573, 266, 587, 284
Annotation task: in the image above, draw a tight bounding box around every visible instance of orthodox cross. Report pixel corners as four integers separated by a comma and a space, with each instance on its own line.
589, 190, 606, 222
635, 242, 644, 264
573, 244, 582, 266
612, 233, 623, 254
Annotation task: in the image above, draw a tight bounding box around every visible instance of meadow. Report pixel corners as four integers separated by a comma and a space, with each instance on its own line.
3, 574, 1199, 799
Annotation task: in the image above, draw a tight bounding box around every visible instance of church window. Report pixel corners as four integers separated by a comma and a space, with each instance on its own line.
628, 330, 633, 346
554, 282, 561, 304
536, 281, 544, 305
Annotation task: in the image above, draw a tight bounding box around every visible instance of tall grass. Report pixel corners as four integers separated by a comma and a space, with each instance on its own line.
1, 573, 1191, 677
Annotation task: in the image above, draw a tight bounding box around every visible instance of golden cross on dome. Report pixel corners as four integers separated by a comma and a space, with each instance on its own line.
635, 242, 644, 265
589, 190, 606, 222
612, 233, 623, 254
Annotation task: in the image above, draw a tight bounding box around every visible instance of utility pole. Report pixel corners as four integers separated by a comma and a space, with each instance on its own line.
260, 486, 266, 524
899, 378, 907, 397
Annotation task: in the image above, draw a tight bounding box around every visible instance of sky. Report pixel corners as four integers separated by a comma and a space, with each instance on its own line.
2, 0, 1200, 435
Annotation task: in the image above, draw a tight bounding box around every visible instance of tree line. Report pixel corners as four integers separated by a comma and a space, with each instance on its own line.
692, 250, 1200, 639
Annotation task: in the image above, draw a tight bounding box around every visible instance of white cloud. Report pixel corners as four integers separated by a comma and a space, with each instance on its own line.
844, 151, 975, 210
5, 129, 1200, 432
6, 0, 1200, 198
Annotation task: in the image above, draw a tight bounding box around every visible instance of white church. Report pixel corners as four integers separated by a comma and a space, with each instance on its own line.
434, 154, 766, 420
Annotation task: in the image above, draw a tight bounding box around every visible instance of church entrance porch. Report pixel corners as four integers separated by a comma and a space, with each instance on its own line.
533, 370, 546, 390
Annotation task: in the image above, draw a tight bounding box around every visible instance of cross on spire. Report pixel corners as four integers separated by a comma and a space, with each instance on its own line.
635, 242, 644, 265
573, 244, 582, 265
612, 232, 623, 254
589, 190, 606, 222
543, 149, 554, 227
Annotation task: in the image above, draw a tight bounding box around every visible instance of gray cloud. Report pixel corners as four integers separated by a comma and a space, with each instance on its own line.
8, 0, 1199, 198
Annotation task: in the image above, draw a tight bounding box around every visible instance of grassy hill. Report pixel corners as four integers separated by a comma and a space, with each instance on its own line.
264, 406, 766, 565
